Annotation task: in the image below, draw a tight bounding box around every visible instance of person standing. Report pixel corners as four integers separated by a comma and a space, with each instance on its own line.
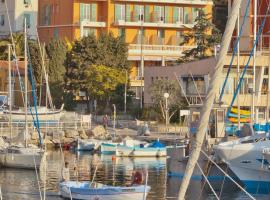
103, 114, 108, 129
62, 162, 70, 182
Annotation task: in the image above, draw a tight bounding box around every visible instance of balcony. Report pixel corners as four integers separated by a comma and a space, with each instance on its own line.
80, 19, 106, 28
114, 14, 194, 29
128, 43, 195, 58
114, 0, 213, 5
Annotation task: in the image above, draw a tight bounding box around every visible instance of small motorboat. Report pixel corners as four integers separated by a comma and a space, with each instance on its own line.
77, 139, 99, 151
116, 140, 167, 157
59, 181, 151, 200
100, 137, 148, 155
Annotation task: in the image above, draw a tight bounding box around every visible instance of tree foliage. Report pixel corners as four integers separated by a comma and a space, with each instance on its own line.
66, 33, 130, 111
0, 33, 24, 60
149, 79, 186, 123
83, 65, 126, 98
179, 9, 222, 63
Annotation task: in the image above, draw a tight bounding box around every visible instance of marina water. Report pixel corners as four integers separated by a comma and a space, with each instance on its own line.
0, 150, 269, 200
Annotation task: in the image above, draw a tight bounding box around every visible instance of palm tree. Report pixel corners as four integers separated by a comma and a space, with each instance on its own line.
0, 32, 24, 60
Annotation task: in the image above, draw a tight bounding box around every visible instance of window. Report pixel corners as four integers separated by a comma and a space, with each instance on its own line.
24, 13, 31, 28
118, 28, 125, 38
134, 5, 144, 21
80, 3, 97, 22
154, 6, 164, 22
53, 28, 59, 38
24, 0, 31, 5
83, 28, 96, 37
144, 5, 150, 22
0, 15, 4, 26
115, 4, 125, 21
173, 7, 183, 23
184, 7, 192, 24
43, 5, 52, 25
126, 4, 131, 22
157, 29, 165, 39
217, 110, 224, 123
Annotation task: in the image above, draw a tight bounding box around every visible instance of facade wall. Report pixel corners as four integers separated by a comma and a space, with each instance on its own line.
0, 0, 38, 38
37, 0, 213, 96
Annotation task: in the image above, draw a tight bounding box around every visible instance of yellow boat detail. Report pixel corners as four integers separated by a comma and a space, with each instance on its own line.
230, 107, 251, 116
228, 117, 251, 123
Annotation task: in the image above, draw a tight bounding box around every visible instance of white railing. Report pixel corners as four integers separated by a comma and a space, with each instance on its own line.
114, 0, 212, 5
129, 44, 196, 53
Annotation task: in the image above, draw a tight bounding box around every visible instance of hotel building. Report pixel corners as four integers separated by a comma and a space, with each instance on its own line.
37, 0, 213, 99
0, 0, 38, 38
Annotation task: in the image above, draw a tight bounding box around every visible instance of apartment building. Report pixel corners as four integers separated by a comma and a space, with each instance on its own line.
0, 0, 38, 38
37, 0, 213, 98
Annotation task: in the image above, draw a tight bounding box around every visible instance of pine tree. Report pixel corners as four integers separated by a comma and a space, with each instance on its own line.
179, 9, 221, 63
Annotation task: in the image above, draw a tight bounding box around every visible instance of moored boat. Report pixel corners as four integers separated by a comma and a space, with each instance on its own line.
116, 140, 167, 157
214, 134, 270, 194
0, 145, 44, 169
59, 181, 151, 200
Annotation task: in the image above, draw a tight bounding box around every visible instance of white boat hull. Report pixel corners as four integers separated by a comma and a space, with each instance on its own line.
3, 107, 63, 122
100, 143, 117, 154
214, 136, 270, 193
77, 140, 95, 151
60, 181, 150, 200
116, 146, 167, 157
0, 147, 43, 169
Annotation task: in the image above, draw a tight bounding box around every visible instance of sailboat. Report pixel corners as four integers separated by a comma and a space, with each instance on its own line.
213, 0, 270, 194
0, 23, 44, 169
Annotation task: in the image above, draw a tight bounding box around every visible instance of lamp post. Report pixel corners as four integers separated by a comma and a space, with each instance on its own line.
164, 92, 170, 126
124, 69, 128, 114
113, 104, 116, 137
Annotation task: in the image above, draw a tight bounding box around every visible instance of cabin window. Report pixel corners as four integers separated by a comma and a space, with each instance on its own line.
217, 110, 224, 123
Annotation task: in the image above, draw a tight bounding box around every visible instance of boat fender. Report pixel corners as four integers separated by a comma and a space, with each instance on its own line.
132, 170, 143, 185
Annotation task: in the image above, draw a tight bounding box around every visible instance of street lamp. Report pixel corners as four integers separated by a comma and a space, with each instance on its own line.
112, 104, 116, 137
164, 93, 170, 125
124, 69, 128, 114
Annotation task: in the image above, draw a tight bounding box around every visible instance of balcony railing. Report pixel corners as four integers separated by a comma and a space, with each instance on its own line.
128, 44, 196, 57
114, 14, 195, 28
114, 0, 213, 5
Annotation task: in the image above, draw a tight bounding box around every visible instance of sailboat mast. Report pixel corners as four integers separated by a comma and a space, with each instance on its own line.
177, 0, 242, 198
24, 19, 28, 147
8, 44, 12, 142
252, 0, 257, 125
237, 8, 241, 130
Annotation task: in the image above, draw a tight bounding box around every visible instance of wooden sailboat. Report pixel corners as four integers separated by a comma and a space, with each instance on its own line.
0, 23, 44, 169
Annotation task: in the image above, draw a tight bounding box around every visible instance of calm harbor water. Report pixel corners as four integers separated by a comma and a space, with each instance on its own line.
0, 150, 269, 200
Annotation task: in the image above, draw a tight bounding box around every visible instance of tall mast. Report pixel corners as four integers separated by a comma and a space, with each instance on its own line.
24, 19, 28, 147
8, 44, 12, 142
177, 0, 242, 198
252, 0, 257, 125
237, 8, 241, 130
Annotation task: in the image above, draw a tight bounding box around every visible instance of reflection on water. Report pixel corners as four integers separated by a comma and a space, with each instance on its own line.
0, 150, 269, 200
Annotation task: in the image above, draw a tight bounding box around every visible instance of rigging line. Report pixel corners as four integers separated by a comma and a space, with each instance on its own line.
33, 153, 43, 200
196, 161, 219, 200
4, 1, 25, 105
28, 1, 54, 109
200, 150, 256, 200
27, 38, 43, 146
226, 2, 270, 120
219, 0, 252, 102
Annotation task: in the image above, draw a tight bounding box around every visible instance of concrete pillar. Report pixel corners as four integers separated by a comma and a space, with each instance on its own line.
140, 56, 144, 77
162, 56, 166, 67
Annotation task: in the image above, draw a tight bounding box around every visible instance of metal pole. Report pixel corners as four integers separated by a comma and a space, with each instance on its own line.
252, 0, 257, 125
177, 0, 242, 198
8, 44, 12, 142
237, 8, 241, 130
124, 69, 127, 114
24, 19, 28, 147
140, 12, 144, 109
113, 104, 116, 137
